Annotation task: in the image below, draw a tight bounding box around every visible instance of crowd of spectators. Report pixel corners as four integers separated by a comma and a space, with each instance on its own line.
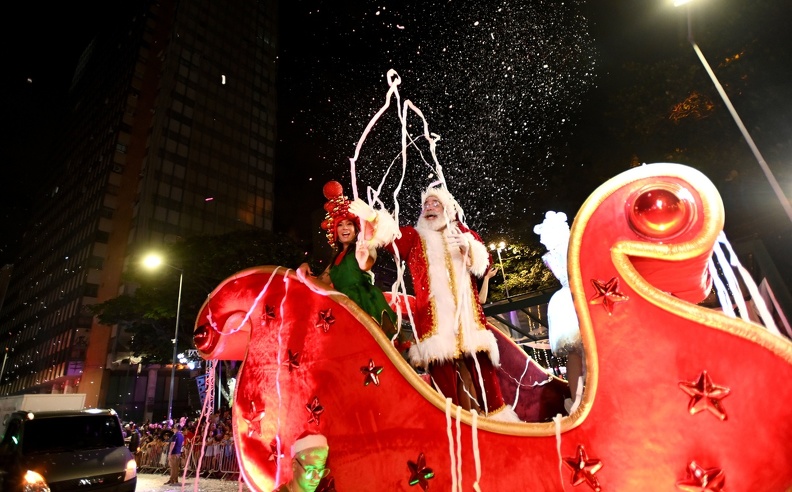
122, 408, 236, 477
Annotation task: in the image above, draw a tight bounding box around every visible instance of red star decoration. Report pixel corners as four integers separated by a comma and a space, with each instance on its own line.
588, 277, 629, 315
266, 438, 284, 462
306, 396, 325, 425
361, 359, 384, 386
678, 371, 731, 421
316, 309, 335, 333
562, 445, 603, 491
407, 452, 434, 490
242, 401, 266, 438
261, 304, 276, 326
675, 461, 726, 491
284, 349, 300, 373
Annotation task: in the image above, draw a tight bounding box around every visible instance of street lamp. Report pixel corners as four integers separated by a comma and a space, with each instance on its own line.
488, 241, 510, 298
675, 0, 792, 224
142, 253, 183, 423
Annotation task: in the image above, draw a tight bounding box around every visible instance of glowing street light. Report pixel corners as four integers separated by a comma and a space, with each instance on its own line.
675, 0, 792, 224
488, 241, 510, 298
141, 253, 183, 423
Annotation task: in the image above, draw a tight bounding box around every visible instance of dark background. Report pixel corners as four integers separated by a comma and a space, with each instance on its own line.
2, 0, 791, 266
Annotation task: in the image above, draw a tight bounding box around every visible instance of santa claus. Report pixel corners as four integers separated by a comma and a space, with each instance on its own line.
350, 184, 520, 422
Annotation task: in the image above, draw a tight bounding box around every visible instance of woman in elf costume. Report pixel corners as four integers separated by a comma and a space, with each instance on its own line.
297, 181, 399, 338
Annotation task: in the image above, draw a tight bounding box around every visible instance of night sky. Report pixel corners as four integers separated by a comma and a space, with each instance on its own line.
2, 0, 791, 264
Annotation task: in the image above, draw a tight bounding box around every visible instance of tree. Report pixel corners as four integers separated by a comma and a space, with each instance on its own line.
90, 229, 306, 364
484, 241, 557, 302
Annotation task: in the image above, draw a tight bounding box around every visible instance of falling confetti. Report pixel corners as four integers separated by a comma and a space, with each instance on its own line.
280, 0, 597, 235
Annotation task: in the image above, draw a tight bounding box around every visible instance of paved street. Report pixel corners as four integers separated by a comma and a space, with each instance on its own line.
136, 473, 252, 491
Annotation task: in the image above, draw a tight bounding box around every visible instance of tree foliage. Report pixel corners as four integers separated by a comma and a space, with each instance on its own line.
90, 229, 306, 363
484, 242, 557, 302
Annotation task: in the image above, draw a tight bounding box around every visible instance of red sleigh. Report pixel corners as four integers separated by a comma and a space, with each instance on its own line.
194, 163, 792, 491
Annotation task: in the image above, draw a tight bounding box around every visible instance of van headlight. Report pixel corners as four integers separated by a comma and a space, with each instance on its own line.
124, 458, 137, 481
23, 470, 50, 492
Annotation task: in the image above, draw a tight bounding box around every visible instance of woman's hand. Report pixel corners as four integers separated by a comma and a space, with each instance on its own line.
484, 266, 499, 280
296, 262, 312, 282
355, 240, 376, 271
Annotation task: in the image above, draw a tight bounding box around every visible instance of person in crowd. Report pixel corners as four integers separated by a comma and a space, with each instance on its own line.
164, 424, 184, 485
298, 181, 400, 341
274, 432, 330, 492
349, 183, 519, 421
127, 422, 141, 463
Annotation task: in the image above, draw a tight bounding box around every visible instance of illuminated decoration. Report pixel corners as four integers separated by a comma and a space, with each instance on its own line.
678, 371, 731, 421
243, 401, 266, 438
267, 439, 283, 462
588, 277, 629, 315
284, 349, 300, 373
407, 453, 434, 491
563, 445, 603, 491
306, 396, 325, 426
316, 309, 335, 333
669, 91, 715, 122
360, 359, 383, 386
193, 324, 219, 353
675, 461, 725, 491
628, 184, 695, 239
262, 304, 276, 326
193, 163, 792, 491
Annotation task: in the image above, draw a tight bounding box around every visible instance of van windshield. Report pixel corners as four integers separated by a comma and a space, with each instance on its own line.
22, 415, 124, 454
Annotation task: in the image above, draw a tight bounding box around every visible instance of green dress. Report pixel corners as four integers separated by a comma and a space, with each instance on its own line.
329, 248, 397, 334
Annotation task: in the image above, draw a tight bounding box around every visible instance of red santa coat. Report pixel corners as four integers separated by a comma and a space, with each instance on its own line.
384, 222, 500, 369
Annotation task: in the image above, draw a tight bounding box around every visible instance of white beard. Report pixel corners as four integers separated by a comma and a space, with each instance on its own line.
416, 215, 452, 232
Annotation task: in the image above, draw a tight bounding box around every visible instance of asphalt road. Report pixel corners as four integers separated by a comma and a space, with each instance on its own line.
136, 472, 252, 491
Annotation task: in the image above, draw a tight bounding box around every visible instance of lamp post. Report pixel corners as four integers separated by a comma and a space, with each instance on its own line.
675, 0, 792, 225
142, 253, 183, 423
489, 241, 510, 298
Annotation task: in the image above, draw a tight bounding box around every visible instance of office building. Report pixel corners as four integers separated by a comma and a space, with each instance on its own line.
0, 0, 278, 421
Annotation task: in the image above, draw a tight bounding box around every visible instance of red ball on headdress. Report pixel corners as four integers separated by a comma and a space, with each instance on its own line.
321, 219, 330, 230
323, 181, 344, 200
323, 202, 335, 213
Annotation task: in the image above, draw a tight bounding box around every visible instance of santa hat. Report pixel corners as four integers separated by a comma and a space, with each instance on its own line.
420, 183, 464, 223
320, 181, 359, 245
291, 431, 328, 457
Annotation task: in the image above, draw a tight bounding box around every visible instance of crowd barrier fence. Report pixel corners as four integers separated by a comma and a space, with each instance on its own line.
136, 441, 240, 481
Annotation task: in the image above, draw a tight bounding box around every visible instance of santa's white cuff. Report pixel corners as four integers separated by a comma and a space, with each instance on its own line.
466, 234, 489, 277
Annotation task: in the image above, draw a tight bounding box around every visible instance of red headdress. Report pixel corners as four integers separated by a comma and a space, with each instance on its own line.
321, 181, 359, 245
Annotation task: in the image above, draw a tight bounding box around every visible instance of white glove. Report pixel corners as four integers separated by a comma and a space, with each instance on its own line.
446, 231, 469, 256
348, 198, 377, 222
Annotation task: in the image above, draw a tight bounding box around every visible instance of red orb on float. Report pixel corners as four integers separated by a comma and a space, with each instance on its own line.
194, 324, 219, 353
323, 180, 344, 199
628, 185, 694, 239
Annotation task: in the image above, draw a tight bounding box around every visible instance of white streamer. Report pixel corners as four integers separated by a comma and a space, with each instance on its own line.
553, 413, 566, 490
455, 405, 463, 491
445, 398, 458, 492
471, 410, 482, 492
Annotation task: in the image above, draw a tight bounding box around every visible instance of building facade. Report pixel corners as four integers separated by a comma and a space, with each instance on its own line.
0, 0, 278, 421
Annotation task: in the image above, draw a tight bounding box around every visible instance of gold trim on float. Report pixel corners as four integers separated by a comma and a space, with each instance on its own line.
566, 163, 792, 435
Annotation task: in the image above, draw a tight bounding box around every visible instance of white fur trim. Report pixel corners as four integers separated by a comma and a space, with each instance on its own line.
369, 209, 400, 249
487, 404, 521, 422
291, 434, 328, 457
466, 233, 489, 277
